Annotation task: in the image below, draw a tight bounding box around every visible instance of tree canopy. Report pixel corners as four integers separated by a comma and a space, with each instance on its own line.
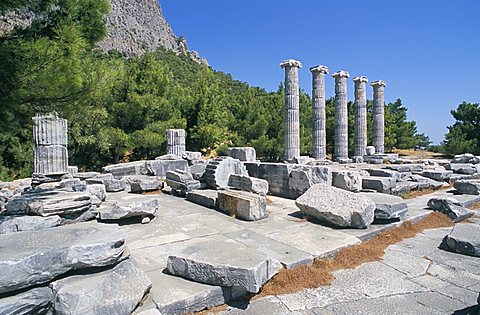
0, 1, 427, 180
442, 102, 480, 155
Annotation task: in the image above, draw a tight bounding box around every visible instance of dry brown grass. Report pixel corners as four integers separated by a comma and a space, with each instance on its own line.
467, 201, 480, 210
193, 304, 228, 315
400, 184, 452, 200
141, 190, 163, 195
259, 212, 453, 297
401, 187, 439, 199
393, 149, 444, 159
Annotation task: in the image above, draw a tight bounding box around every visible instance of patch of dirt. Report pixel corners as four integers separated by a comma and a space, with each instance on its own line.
467, 201, 480, 210
141, 190, 163, 195
258, 212, 453, 297
193, 304, 228, 315
393, 149, 445, 159
400, 185, 451, 199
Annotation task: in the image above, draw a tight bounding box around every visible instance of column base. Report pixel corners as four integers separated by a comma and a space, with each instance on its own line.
335, 158, 352, 164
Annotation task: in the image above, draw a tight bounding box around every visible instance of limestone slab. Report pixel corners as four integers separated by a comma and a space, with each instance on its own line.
443, 224, 480, 257
0, 287, 53, 315
5, 191, 92, 216
217, 190, 268, 221
267, 225, 361, 258
358, 192, 408, 220
126, 175, 163, 193
0, 222, 125, 294
321, 293, 445, 315
223, 229, 313, 269
147, 159, 188, 177
332, 170, 362, 192
166, 169, 201, 196
427, 197, 474, 222
98, 197, 160, 220
123, 214, 219, 250
296, 184, 375, 229
228, 174, 269, 196
362, 176, 396, 193
0, 214, 62, 234
148, 271, 229, 314
166, 235, 280, 293
228, 147, 256, 162
421, 170, 453, 181
454, 179, 480, 195
365, 168, 401, 181
186, 189, 218, 208
51, 259, 151, 315
381, 249, 430, 278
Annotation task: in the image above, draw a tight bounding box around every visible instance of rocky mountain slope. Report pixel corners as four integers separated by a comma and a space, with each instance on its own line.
0, 0, 207, 65
97, 0, 207, 64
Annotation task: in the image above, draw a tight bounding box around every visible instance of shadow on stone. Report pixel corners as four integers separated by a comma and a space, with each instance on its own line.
451, 305, 479, 315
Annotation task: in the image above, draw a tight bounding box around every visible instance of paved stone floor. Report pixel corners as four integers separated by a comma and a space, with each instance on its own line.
125, 190, 480, 314
218, 223, 480, 315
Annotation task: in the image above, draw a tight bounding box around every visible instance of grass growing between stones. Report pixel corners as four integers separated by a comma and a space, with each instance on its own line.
467, 201, 480, 210
259, 212, 454, 297
399, 185, 451, 199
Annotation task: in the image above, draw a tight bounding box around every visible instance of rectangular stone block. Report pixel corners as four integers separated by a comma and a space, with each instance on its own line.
166, 235, 280, 293
217, 190, 268, 221
362, 176, 396, 193
228, 147, 257, 162
103, 161, 149, 178
224, 230, 313, 269
245, 162, 293, 198
228, 174, 269, 196
245, 162, 332, 199
0, 222, 126, 294
421, 170, 453, 182
146, 160, 188, 177
186, 190, 218, 209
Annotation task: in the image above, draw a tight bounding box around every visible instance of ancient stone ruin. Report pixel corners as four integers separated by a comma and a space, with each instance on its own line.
1, 66, 479, 315
33, 112, 69, 178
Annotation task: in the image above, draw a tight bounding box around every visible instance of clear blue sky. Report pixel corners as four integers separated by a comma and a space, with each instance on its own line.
162, 1, 480, 144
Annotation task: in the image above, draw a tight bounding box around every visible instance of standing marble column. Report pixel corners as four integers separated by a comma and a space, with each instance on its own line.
310, 65, 329, 160
166, 129, 186, 157
353, 76, 368, 157
33, 112, 68, 175
371, 80, 386, 154
332, 70, 350, 161
280, 59, 302, 161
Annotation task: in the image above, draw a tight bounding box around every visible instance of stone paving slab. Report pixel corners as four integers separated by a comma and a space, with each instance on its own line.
426, 248, 480, 274
223, 229, 314, 269
166, 234, 280, 293
147, 270, 229, 315
117, 189, 480, 314
426, 262, 480, 289
218, 296, 291, 315
381, 249, 430, 278
123, 214, 219, 250
317, 293, 444, 315
266, 225, 361, 258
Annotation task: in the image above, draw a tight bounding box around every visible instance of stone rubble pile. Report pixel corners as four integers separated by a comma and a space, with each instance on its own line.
0, 222, 151, 314
2, 110, 480, 313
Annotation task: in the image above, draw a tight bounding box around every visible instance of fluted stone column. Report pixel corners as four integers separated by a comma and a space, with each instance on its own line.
33, 112, 68, 175
371, 80, 386, 154
332, 70, 350, 161
280, 59, 302, 161
166, 129, 186, 157
310, 65, 329, 160
353, 76, 368, 157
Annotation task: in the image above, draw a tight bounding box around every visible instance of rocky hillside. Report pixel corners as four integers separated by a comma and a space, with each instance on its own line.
97, 0, 207, 64
0, 0, 207, 65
